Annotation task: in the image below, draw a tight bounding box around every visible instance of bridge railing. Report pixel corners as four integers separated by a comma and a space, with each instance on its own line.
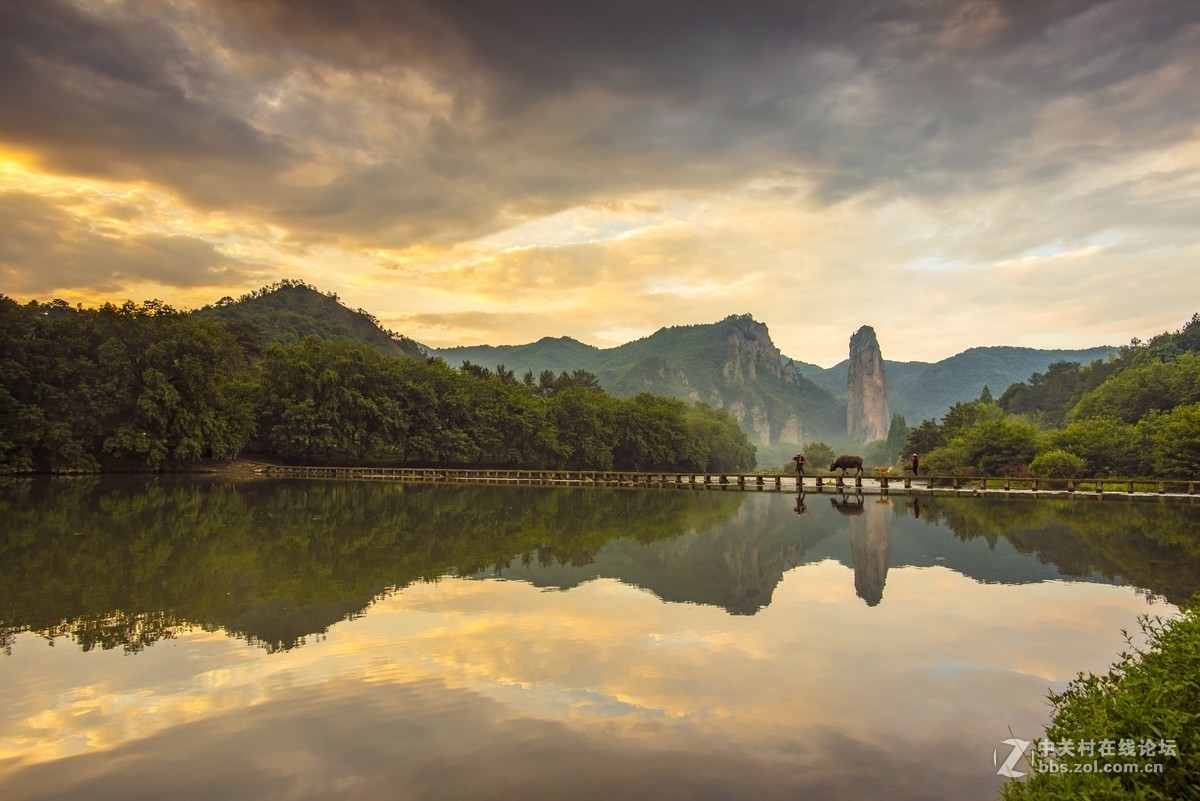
254, 464, 1198, 497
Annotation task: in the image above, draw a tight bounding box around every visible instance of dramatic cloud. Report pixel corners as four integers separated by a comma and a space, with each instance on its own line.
1, 0, 1197, 362
0, 191, 265, 296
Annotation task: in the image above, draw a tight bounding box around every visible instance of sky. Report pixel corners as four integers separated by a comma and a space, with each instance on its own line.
1, 0, 1197, 366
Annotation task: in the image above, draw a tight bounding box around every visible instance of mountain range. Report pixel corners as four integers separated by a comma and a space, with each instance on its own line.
435, 313, 846, 449
189, 283, 1118, 456
430, 317, 1116, 448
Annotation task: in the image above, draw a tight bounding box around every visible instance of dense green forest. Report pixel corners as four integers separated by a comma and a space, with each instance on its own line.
896, 313, 1200, 478
0, 293, 754, 474
193, 279, 426, 360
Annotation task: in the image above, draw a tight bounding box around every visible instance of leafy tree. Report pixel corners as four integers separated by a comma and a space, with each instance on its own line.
921, 413, 1041, 476
682, 403, 756, 472
883, 413, 910, 462
1047, 417, 1138, 476
862, 439, 892, 468
999, 359, 1117, 427
1029, 449, 1086, 478
1070, 359, 1181, 423
461, 375, 560, 468
941, 400, 993, 437
550, 387, 615, 469
0, 298, 254, 471
612, 393, 693, 471
804, 442, 836, 468
1135, 404, 1200, 477
902, 418, 945, 457
257, 337, 407, 461
922, 439, 975, 476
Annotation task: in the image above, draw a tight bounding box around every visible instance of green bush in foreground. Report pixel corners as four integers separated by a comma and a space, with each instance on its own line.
1029, 449, 1087, 479
1001, 604, 1200, 800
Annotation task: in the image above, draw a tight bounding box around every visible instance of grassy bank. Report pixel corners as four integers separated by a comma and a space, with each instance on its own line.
1001, 603, 1199, 800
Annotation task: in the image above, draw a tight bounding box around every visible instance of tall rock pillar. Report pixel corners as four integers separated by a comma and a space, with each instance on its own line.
847, 325, 889, 441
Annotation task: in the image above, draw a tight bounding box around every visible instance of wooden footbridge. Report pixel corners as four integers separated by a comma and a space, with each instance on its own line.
256, 464, 1200, 502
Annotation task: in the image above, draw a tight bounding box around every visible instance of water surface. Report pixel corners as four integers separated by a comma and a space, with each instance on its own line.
1, 479, 1196, 800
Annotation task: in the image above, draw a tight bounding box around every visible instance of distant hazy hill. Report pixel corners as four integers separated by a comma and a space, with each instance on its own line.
797, 345, 1117, 425
435, 314, 845, 449
438, 335, 606, 375
193, 281, 425, 359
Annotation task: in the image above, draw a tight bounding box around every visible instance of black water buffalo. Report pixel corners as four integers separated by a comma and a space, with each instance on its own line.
830, 496, 865, 515
830, 454, 864, 477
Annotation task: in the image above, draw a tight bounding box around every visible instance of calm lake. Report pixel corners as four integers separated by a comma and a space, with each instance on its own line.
2, 478, 1198, 800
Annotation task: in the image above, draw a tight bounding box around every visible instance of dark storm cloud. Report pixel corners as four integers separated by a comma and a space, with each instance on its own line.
2, 0, 1197, 250
0, 1, 295, 207
0, 192, 262, 294
205, 0, 1200, 213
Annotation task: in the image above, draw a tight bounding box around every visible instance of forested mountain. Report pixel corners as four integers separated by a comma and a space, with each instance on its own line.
798, 345, 1117, 425
440, 318, 1121, 454
0, 293, 754, 474
900, 313, 1200, 478
1000, 313, 1200, 428
435, 314, 845, 452
193, 280, 425, 360
200, 289, 845, 453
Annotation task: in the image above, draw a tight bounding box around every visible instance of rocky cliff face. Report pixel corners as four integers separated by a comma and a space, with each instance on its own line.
720, 315, 787, 385
846, 325, 890, 441
717, 315, 811, 445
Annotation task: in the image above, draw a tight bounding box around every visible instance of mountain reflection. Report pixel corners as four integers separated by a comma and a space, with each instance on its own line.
2, 478, 1198, 655
849, 498, 892, 607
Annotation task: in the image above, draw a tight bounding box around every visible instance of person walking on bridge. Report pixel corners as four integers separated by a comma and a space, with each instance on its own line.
909, 453, 920, 476
793, 453, 806, 478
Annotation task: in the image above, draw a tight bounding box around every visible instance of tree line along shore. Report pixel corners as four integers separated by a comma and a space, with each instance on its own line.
4, 292, 1200, 480
0, 297, 754, 475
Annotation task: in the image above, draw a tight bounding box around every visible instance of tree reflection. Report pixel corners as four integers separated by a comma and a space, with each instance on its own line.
918, 497, 1200, 605
0, 478, 742, 654
3, 479, 1198, 654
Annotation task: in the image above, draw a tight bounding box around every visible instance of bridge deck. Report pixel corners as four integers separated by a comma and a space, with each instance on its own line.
253, 465, 1199, 502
